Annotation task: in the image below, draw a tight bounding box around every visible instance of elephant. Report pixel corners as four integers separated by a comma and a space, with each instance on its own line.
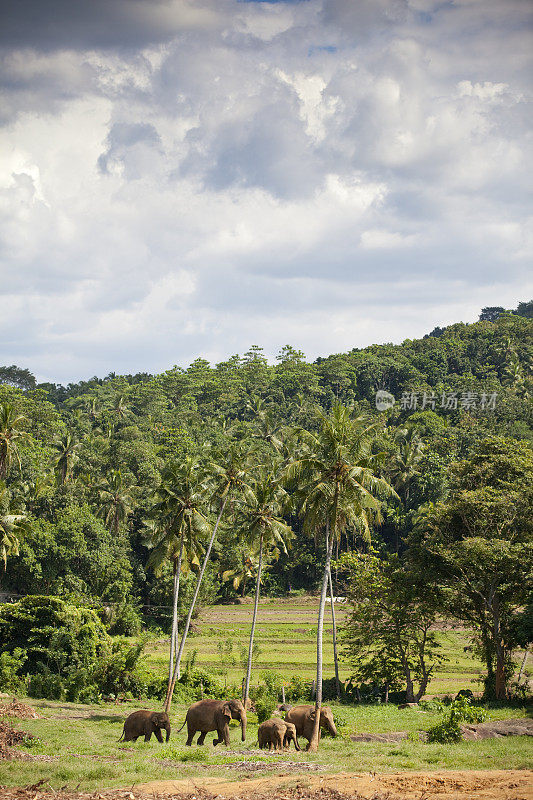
284, 704, 337, 747
119, 710, 171, 743
177, 698, 247, 746
258, 718, 300, 751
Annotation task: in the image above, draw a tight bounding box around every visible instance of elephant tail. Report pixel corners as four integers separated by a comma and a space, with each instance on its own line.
118, 728, 125, 742
176, 718, 187, 734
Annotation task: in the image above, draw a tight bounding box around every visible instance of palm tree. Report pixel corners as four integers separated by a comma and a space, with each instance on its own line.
164, 444, 250, 712
148, 457, 209, 699
0, 481, 30, 572
52, 432, 81, 484
222, 549, 259, 598
237, 472, 293, 705
286, 403, 396, 750
0, 404, 29, 481
388, 427, 424, 509
97, 469, 136, 535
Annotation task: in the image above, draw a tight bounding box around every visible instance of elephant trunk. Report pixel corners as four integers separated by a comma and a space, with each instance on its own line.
165, 723, 171, 742
294, 735, 301, 751
327, 719, 337, 737
240, 711, 247, 742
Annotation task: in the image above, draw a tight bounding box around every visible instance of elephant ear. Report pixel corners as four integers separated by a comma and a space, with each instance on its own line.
222, 703, 232, 720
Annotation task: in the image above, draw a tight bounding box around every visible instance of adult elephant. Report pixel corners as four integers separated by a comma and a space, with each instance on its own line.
258, 718, 300, 751
119, 710, 171, 743
285, 705, 337, 747
178, 698, 247, 746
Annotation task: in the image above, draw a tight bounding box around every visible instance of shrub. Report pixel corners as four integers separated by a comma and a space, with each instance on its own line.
0, 648, 26, 693
106, 603, 142, 636
28, 669, 65, 701
0, 596, 111, 677
426, 697, 487, 743
255, 695, 277, 723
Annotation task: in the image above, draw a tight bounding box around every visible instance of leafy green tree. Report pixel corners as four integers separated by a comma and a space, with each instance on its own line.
340, 552, 443, 702
9, 504, 133, 603
409, 437, 533, 699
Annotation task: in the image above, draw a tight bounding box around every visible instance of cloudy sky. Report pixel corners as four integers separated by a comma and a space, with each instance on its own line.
1, 0, 532, 383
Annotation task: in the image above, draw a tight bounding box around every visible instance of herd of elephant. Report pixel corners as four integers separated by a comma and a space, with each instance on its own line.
119, 699, 337, 752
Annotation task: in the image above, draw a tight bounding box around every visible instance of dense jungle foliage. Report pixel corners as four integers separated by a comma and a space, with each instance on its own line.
0, 302, 532, 703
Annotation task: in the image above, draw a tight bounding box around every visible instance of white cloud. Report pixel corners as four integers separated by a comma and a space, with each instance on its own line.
0, 0, 531, 382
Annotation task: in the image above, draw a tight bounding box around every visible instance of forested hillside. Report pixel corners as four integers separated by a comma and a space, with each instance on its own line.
0, 303, 532, 704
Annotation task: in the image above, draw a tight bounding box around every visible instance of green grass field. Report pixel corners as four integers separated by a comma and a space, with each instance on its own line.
0, 697, 531, 789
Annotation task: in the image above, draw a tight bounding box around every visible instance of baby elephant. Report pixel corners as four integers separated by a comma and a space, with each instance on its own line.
258, 718, 300, 752
119, 710, 171, 743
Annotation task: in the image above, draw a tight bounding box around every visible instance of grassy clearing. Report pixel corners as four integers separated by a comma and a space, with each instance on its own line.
0, 697, 531, 789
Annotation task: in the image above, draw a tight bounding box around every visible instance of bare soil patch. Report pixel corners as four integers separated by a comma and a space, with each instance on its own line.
137, 770, 533, 800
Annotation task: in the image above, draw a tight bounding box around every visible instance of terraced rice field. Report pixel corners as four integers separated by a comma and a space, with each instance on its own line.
144, 595, 500, 696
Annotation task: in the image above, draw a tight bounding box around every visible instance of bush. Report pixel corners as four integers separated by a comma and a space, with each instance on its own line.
28, 669, 65, 701
426, 697, 487, 743
0, 648, 26, 693
255, 695, 277, 723
105, 603, 142, 636
0, 596, 111, 677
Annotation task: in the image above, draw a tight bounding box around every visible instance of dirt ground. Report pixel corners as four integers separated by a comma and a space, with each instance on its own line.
1, 770, 532, 800
136, 769, 533, 800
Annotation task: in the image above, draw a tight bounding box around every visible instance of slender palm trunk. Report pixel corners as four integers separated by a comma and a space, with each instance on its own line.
328, 568, 341, 701
308, 532, 335, 752
243, 530, 263, 705
164, 497, 228, 712
167, 539, 184, 688
325, 529, 341, 701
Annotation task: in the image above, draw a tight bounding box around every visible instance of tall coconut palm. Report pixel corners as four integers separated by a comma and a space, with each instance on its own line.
0, 404, 29, 481
388, 427, 424, 509
238, 472, 293, 705
148, 457, 209, 697
165, 444, 250, 712
97, 469, 136, 535
286, 403, 396, 750
52, 432, 81, 484
0, 481, 30, 572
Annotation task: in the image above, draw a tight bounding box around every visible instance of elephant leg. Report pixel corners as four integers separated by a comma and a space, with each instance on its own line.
154, 728, 164, 744
197, 732, 207, 745
144, 731, 152, 743
185, 725, 195, 746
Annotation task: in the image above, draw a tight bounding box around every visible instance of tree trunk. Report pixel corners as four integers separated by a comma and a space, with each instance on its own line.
384, 682, 389, 703
243, 531, 263, 705
326, 530, 341, 702
164, 497, 228, 712
404, 665, 415, 703
308, 532, 335, 752
493, 602, 506, 700
167, 539, 184, 690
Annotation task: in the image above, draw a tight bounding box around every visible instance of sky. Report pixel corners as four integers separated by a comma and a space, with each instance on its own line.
1, 0, 532, 384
